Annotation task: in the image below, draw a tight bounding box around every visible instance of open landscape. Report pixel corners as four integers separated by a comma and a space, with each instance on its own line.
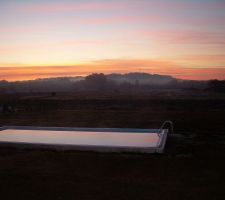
0, 90, 225, 200
1, 0, 225, 199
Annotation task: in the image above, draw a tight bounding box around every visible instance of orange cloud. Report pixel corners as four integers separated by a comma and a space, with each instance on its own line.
1, 59, 225, 81
179, 55, 225, 62
140, 30, 225, 45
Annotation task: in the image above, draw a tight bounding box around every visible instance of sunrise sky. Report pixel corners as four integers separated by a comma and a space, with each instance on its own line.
0, 0, 225, 81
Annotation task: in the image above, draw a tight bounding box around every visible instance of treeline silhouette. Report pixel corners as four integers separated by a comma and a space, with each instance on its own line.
0, 73, 224, 93
208, 79, 225, 93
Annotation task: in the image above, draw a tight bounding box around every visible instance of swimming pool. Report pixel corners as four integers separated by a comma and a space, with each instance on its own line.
0, 126, 168, 153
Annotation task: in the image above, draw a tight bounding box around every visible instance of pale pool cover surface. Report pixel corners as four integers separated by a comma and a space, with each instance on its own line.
0, 129, 160, 148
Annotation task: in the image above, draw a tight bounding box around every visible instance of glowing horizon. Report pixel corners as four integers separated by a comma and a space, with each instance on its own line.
1, 0, 225, 81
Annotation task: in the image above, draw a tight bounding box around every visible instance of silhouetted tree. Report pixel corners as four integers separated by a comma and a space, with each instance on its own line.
208, 80, 225, 93
84, 73, 108, 90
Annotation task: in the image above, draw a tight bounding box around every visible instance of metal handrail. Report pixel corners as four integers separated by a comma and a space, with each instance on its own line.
158, 120, 174, 135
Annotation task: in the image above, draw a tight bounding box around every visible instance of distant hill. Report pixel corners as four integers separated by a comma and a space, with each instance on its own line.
107, 73, 175, 85
0, 72, 211, 93
1, 73, 175, 84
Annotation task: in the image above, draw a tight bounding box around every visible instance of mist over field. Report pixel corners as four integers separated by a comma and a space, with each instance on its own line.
1, 72, 223, 93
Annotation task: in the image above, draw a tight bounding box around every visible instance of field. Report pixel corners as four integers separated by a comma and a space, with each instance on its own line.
0, 91, 225, 200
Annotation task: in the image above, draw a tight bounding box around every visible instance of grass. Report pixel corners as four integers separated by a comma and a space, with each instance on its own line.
0, 91, 225, 200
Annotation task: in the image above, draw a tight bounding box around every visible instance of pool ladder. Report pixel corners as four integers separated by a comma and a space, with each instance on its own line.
160, 120, 174, 134
155, 120, 173, 149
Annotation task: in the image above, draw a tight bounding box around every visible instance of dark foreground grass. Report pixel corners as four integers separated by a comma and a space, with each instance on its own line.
0, 91, 225, 200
